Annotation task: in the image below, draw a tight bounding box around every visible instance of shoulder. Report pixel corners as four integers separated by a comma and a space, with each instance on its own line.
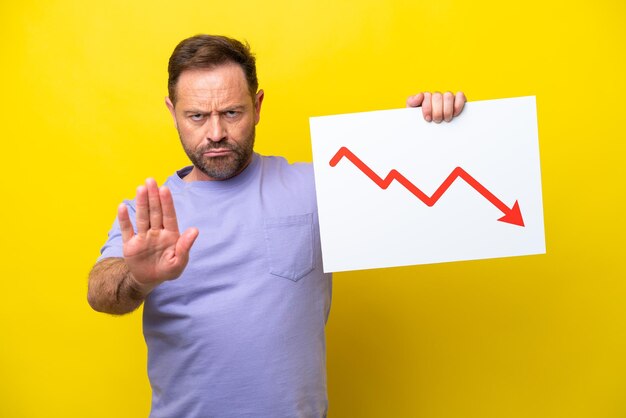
257, 155, 317, 208
259, 155, 314, 183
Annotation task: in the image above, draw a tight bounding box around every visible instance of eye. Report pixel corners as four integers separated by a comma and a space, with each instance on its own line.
223, 110, 239, 119
190, 113, 204, 121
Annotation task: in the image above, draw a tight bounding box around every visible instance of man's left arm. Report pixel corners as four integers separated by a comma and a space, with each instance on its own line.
407, 91, 466, 122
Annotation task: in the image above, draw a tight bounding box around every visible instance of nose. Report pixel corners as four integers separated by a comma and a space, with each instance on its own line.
206, 115, 227, 142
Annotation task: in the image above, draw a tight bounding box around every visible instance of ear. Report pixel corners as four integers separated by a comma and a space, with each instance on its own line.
254, 89, 264, 125
165, 97, 178, 129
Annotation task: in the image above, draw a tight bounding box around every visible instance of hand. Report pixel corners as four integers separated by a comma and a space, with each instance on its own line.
406, 91, 466, 123
118, 178, 199, 293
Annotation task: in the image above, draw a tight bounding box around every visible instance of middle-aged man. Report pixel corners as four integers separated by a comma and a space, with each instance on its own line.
88, 34, 466, 418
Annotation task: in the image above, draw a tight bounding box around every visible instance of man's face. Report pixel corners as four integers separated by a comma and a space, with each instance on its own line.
166, 63, 264, 181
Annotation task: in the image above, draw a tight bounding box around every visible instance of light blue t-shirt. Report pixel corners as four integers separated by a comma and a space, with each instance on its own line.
99, 154, 332, 418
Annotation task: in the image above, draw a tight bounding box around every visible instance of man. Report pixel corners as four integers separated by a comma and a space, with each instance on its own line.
88, 34, 466, 418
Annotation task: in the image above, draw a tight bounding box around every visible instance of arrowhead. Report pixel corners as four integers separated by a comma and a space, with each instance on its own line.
497, 201, 525, 227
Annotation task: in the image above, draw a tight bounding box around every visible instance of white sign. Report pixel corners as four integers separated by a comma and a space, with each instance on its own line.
310, 96, 545, 273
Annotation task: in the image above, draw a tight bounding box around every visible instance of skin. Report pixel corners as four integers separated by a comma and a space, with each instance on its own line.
407, 91, 466, 123
87, 179, 199, 314
164, 64, 264, 182
87, 62, 467, 315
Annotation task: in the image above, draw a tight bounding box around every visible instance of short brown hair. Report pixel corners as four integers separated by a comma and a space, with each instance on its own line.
167, 34, 258, 104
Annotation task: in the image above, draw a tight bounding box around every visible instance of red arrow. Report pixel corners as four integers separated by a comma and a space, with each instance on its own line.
329, 146, 525, 227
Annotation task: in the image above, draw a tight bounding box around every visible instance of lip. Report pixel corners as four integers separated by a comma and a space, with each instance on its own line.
203, 149, 232, 157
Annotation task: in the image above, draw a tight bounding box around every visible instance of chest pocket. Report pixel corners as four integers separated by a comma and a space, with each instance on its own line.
264, 213, 315, 282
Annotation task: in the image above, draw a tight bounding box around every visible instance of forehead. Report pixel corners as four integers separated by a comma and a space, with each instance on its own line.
174, 63, 251, 107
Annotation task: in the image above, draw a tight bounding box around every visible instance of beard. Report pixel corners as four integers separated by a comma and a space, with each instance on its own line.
180, 126, 255, 180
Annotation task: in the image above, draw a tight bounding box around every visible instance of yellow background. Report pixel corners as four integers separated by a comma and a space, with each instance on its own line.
1, 0, 625, 417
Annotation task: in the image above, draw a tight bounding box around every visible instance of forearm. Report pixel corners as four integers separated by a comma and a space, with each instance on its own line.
87, 257, 153, 315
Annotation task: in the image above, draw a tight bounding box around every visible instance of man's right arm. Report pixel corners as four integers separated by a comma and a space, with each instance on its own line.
87, 178, 198, 315
87, 257, 155, 315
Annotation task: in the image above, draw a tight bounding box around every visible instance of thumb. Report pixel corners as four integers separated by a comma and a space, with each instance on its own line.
175, 227, 199, 258
406, 92, 425, 108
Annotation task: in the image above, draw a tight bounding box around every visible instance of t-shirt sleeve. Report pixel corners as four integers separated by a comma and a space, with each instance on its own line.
97, 199, 137, 262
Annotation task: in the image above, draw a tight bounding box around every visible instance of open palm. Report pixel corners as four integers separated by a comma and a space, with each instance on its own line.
118, 178, 198, 288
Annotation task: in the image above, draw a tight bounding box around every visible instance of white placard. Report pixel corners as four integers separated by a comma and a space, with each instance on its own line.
310, 96, 545, 272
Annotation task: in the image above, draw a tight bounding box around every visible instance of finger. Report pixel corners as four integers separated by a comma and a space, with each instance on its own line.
453, 91, 467, 117
175, 227, 199, 259
406, 93, 424, 108
118, 203, 134, 243
432, 92, 443, 123
443, 91, 455, 122
160, 186, 180, 232
421, 92, 432, 122
135, 185, 150, 234
146, 178, 163, 230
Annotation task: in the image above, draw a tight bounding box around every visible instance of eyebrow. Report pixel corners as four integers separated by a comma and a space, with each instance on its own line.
183, 105, 248, 115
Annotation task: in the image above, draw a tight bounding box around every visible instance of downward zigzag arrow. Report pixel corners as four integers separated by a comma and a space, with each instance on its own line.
329, 146, 525, 227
